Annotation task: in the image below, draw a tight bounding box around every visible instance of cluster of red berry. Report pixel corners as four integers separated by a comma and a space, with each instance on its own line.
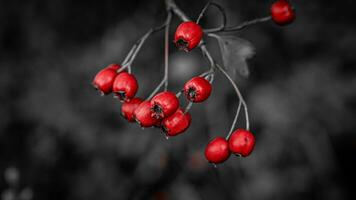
92, 0, 295, 165
93, 62, 211, 135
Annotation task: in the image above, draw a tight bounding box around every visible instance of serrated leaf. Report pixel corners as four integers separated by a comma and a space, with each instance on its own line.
214, 35, 255, 78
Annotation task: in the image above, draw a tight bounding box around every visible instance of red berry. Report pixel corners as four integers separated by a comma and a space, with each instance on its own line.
205, 137, 230, 164
184, 77, 212, 103
228, 129, 255, 157
150, 91, 179, 119
113, 72, 138, 102
133, 101, 160, 127
174, 21, 203, 52
270, 0, 295, 26
162, 108, 191, 136
121, 97, 143, 122
92, 64, 121, 95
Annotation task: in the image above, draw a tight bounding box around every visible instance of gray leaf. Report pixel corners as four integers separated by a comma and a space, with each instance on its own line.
214, 35, 255, 78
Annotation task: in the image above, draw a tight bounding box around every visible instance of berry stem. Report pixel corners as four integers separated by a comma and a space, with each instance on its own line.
118, 21, 167, 74
199, 69, 214, 78
184, 102, 193, 114
196, 2, 227, 32
165, 0, 190, 22
215, 64, 250, 132
205, 16, 271, 33
146, 12, 173, 100
122, 44, 137, 67
226, 100, 242, 140
164, 11, 172, 91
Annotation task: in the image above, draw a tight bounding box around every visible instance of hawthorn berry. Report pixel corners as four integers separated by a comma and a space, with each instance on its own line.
121, 97, 143, 122
162, 108, 191, 136
92, 64, 121, 95
205, 137, 230, 164
133, 101, 160, 127
184, 77, 212, 103
113, 72, 138, 101
174, 21, 203, 52
270, 0, 295, 26
228, 129, 255, 157
150, 91, 179, 119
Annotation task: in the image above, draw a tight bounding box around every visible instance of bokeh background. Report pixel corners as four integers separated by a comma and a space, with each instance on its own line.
0, 0, 355, 199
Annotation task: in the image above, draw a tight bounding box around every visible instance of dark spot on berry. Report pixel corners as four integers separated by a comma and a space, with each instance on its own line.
176, 38, 189, 51
116, 91, 126, 101
152, 104, 163, 119
188, 87, 196, 100
234, 153, 242, 157
161, 125, 169, 133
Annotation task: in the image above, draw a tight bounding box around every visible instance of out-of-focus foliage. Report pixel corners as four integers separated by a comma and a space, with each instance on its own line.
0, 0, 355, 200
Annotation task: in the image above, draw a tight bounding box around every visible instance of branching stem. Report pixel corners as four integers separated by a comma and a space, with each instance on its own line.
166, 0, 250, 135
215, 64, 250, 132
146, 11, 172, 100
205, 16, 271, 33
196, 2, 227, 32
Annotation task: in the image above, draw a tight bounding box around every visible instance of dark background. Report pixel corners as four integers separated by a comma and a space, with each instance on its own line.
0, 0, 355, 199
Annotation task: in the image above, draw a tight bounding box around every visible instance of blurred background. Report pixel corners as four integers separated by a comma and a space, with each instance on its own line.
0, 0, 355, 199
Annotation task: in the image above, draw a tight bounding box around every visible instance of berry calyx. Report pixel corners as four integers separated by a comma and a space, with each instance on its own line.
184, 77, 212, 103
205, 137, 230, 164
228, 129, 255, 157
150, 91, 179, 119
113, 72, 138, 102
92, 64, 121, 95
133, 101, 160, 127
121, 97, 143, 122
174, 21, 203, 52
162, 108, 191, 136
270, 0, 295, 26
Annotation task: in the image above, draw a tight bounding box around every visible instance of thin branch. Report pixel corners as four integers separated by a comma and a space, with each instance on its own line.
196, 2, 227, 33
184, 102, 193, 114
164, 12, 172, 91
117, 22, 167, 74
122, 44, 137, 66
165, 0, 190, 22
205, 16, 271, 33
215, 64, 250, 131
226, 100, 242, 140
146, 12, 172, 100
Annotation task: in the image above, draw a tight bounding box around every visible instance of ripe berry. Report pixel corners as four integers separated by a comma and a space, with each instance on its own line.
184, 77, 212, 103
133, 101, 160, 127
205, 137, 230, 164
92, 64, 121, 95
113, 72, 138, 101
121, 97, 143, 122
162, 108, 191, 136
228, 129, 255, 157
270, 0, 295, 26
150, 91, 179, 119
174, 21, 203, 52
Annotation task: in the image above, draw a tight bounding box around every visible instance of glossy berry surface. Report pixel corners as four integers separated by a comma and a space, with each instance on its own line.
228, 129, 255, 157
184, 77, 212, 103
270, 0, 295, 26
205, 137, 230, 164
174, 21, 203, 51
113, 72, 138, 102
121, 98, 143, 122
162, 108, 191, 136
92, 64, 121, 95
150, 91, 179, 119
133, 101, 160, 127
